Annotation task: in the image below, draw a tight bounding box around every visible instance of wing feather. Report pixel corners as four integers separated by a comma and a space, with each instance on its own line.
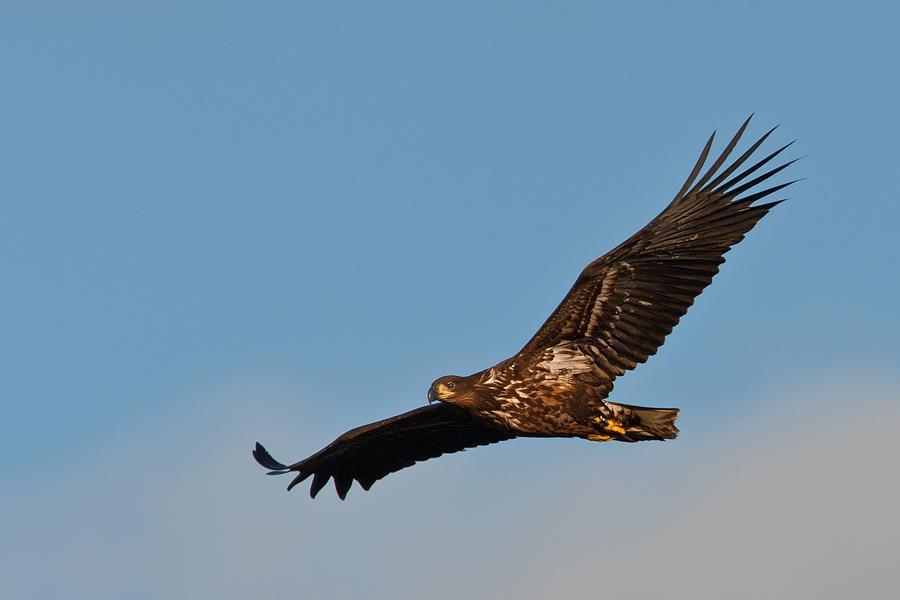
253, 403, 515, 500
519, 118, 796, 389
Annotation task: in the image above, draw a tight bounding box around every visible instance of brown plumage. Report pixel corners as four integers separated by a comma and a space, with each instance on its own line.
254, 116, 797, 499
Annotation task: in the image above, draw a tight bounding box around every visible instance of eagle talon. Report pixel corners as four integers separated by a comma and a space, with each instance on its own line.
591, 415, 626, 435
605, 419, 626, 435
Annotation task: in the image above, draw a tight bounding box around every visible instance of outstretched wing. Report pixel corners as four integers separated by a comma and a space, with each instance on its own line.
519, 117, 796, 391
253, 403, 515, 499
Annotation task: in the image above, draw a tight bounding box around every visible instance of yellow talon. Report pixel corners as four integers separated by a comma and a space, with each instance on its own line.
587, 434, 613, 442
605, 420, 626, 435
591, 415, 627, 435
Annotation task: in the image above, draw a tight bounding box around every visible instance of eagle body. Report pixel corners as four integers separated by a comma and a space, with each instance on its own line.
441, 355, 675, 441
254, 117, 796, 499
436, 359, 595, 437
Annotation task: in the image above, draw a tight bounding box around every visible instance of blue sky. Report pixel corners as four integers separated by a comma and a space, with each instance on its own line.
2, 2, 898, 598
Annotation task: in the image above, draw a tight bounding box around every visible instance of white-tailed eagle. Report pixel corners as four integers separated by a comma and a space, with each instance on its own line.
254, 117, 796, 499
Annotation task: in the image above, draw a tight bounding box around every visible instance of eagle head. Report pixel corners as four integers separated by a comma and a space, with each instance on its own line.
428, 375, 469, 403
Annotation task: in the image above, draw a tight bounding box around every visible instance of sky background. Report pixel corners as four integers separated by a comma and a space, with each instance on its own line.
2, 2, 898, 598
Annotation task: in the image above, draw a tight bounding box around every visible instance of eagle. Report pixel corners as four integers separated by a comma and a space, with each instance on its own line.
253, 116, 796, 499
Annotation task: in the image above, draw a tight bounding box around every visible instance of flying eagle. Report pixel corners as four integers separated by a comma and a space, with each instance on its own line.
253, 117, 796, 499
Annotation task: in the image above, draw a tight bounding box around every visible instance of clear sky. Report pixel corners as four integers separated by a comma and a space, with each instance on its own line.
2, 2, 898, 598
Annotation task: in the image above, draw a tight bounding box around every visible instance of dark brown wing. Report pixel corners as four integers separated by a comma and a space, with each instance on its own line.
519, 117, 796, 388
253, 403, 515, 499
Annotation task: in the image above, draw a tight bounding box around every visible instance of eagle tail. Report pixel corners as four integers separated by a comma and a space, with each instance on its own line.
607, 402, 680, 442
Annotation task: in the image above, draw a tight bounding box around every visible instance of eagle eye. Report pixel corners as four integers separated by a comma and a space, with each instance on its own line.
445, 381, 456, 390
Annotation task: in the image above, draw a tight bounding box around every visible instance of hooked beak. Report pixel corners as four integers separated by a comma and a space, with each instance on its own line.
427, 387, 437, 403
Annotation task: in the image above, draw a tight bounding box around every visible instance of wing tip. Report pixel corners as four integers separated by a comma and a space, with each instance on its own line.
334, 474, 353, 500
307, 472, 330, 498
285, 469, 312, 492
252, 441, 291, 473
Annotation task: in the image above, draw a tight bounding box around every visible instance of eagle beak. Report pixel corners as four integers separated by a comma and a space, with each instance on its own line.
427, 387, 436, 403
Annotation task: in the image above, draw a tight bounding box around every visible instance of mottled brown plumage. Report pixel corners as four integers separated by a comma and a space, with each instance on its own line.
254, 116, 796, 499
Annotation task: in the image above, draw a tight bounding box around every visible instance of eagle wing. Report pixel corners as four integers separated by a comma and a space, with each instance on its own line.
518, 117, 796, 392
253, 403, 515, 499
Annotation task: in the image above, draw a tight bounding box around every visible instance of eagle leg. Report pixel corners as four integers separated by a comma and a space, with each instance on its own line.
591, 415, 627, 435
